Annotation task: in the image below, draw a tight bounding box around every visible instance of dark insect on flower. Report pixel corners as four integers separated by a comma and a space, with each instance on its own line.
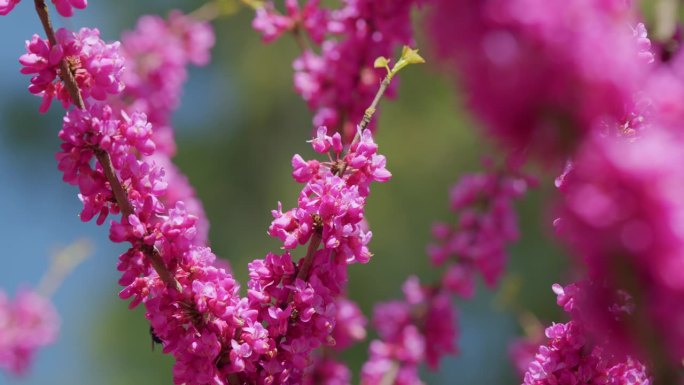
150, 325, 163, 350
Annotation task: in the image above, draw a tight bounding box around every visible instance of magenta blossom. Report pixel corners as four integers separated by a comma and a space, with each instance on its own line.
20, 28, 124, 112
271, 127, 390, 264
1, 0, 86, 16
331, 297, 367, 350
51, 0, 86, 17
53, 103, 392, 384
427, 162, 532, 288
120, 11, 215, 138
253, 0, 328, 44
108, 11, 216, 246
427, 0, 652, 160
0, 0, 20, 15
303, 356, 351, 385
361, 276, 458, 384
520, 284, 651, 385
556, 129, 684, 365
0, 289, 59, 376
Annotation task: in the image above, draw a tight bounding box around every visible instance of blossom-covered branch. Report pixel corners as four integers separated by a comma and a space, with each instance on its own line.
426, 0, 684, 381
517, 283, 651, 385
360, 162, 533, 385
7, 0, 427, 382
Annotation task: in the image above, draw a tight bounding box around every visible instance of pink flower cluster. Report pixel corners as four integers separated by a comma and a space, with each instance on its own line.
54, 102, 244, 384
331, 297, 367, 350
0, 289, 59, 376
428, 162, 532, 291
119, 11, 215, 154
272, 127, 391, 263
20, 27, 125, 112
427, 0, 652, 160
519, 284, 650, 385
302, 356, 351, 385
51, 0, 86, 17
54, 98, 389, 384
426, 0, 683, 378
252, 0, 327, 44
57, 105, 159, 224
360, 276, 457, 385
252, 0, 422, 141
1, 0, 86, 17
359, 163, 530, 384
13, 0, 397, 379
546, 48, 684, 369
556, 129, 684, 366
293, 297, 366, 385
116, 11, 216, 245
240, 126, 389, 382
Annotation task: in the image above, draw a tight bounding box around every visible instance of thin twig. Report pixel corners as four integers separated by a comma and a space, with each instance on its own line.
360, 75, 391, 131
291, 24, 310, 52
344, 73, 394, 152
33, 0, 56, 44
34, 0, 85, 108
95, 150, 135, 217
94, 150, 182, 291
296, 232, 323, 282
32, 0, 181, 292
287, 231, 323, 303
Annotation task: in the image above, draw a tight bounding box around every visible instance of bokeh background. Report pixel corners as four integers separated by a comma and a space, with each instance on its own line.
0, 1, 572, 384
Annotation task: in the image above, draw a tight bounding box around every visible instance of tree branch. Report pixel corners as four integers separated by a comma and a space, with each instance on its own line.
33, 0, 181, 292
287, 231, 323, 303
34, 0, 85, 109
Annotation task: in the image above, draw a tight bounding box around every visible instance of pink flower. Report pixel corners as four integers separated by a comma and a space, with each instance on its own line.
20, 28, 124, 112
1, 0, 87, 17
423, 292, 458, 368
43, 9, 395, 380
0, 289, 59, 376
520, 285, 651, 385
303, 356, 351, 385
633, 23, 655, 65
51, 0, 87, 17
331, 297, 367, 349
557, 130, 684, 364
362, 277, 458, 382
0, 0, 20, 15
442, 264, 475, 299
273, 128, 390, 264
309, 126, 334, 153
119, 11, 215, 136
57, 105, 162, 226
252, 0, 328, 44
252, 3, 294, 43
427, 164, 531, 287
427, 0, 651, 160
